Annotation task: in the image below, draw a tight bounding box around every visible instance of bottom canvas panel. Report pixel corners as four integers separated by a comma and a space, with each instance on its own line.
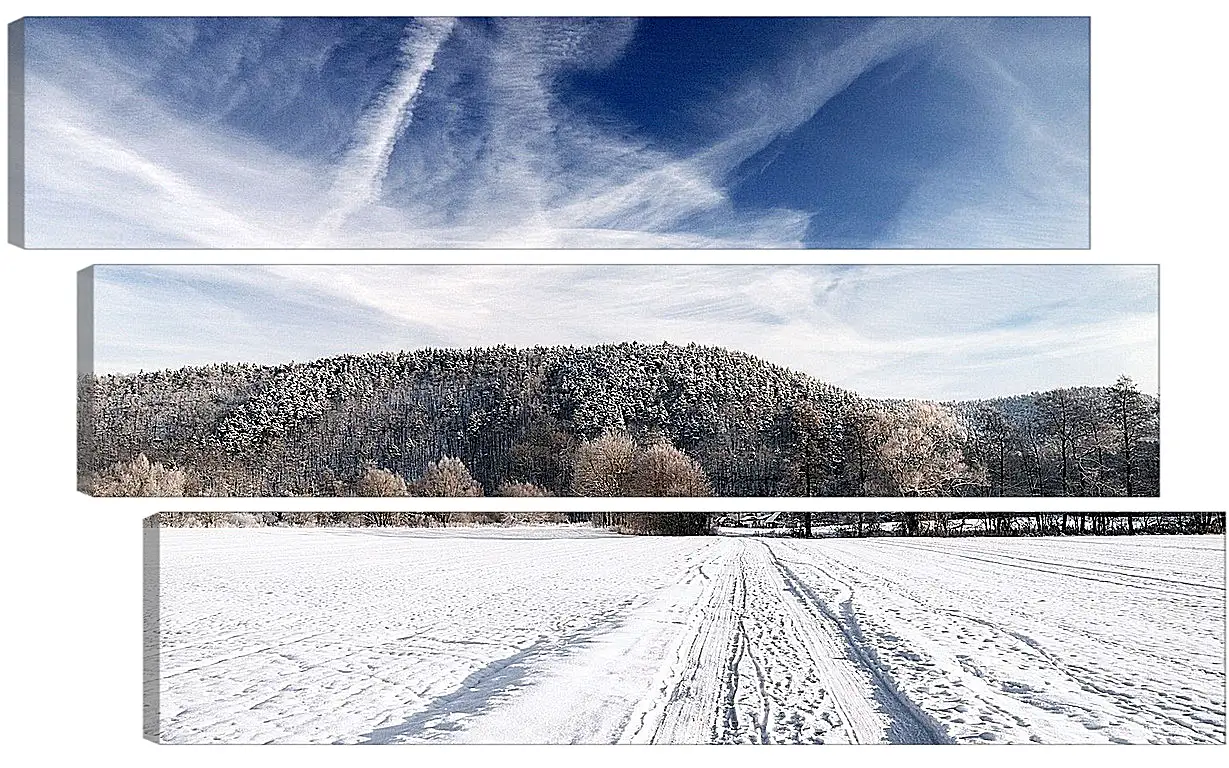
143, 512, 1226, 744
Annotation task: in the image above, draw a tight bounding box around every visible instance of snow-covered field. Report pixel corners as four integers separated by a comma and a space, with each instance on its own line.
152, 528, 1225, 744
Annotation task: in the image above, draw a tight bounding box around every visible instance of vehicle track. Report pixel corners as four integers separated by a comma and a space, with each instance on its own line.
786, 538, 1225, 744
627, 539, 912, 743
621, 543, 744, 744
765, 541, 952, 744
871, 540, 1219, 596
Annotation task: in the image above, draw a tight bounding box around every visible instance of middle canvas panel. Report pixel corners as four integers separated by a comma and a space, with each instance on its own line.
78, 264, 1158, 498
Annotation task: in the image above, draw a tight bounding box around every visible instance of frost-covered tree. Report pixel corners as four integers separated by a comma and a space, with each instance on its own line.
627, 442, 713, 497
353, 465, 408, 496
571, 431, 637, 496
88, 453, 187, 496
571, 433, 711, 497
865, 403, 981, 496
1107, 375, 1157, 496
412, 456, 483, 497
495, 481, 553, 497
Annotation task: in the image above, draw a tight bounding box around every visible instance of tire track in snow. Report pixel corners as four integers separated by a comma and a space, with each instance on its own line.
716, 547, 757, 741
715, 540, 896, 743
622, 542, 744, 744
716, 553, 772, 744
872, 540, 1220, 596
624, 538, 941, 744
808, 541, 1218, 681
795, 548, 1077, 743
766, 541, 954, 744
786, 538, 1224, 744
624, 538, 891, 744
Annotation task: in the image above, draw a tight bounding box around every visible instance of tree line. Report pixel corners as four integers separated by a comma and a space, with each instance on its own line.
150, 511, 715, 535
763, 512, 1222, 538
149, 512, 1220, 537
84, 343, 1158, 497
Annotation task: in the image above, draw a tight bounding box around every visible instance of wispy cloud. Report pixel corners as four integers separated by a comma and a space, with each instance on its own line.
306, 18, 456, 244
93, 265, 1157, 401
878, 20, 1089, 247
25, 18, 1088, 248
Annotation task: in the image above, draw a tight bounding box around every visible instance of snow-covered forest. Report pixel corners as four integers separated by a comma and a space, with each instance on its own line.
149, 525, 1224, 744
84, 343, 1158, 497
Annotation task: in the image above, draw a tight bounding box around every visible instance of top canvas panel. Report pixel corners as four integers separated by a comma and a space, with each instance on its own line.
11, 17, 1090, 249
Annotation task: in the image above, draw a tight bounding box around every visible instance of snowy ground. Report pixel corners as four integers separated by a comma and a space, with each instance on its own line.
153, 528, 1225, 744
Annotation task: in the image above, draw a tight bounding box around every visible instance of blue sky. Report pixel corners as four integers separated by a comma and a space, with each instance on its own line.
92, 265, 1156, 401
26, 17, 1089, 248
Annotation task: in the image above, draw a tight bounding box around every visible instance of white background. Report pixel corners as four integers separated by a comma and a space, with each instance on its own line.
2, 1, 1225, 765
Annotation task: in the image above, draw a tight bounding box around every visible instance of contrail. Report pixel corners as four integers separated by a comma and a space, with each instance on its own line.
306, 17, 456, 245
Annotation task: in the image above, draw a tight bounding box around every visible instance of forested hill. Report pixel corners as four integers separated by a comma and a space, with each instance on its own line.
950, 387, 1159, 497
78, 342, 1158, 497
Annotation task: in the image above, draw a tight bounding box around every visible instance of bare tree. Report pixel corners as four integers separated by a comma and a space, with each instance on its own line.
901, 512, 921, 536
778, 400, 840, 496
509, 417, 578, 494
977, 406, 1016, 496
363, 511, 400, 526
1036, 389, 1100, 494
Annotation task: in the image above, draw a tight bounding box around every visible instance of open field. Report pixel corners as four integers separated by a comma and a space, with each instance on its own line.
152, 528, 1224, 744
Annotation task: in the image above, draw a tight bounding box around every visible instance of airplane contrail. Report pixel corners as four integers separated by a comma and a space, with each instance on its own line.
306, 17, 457, 245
